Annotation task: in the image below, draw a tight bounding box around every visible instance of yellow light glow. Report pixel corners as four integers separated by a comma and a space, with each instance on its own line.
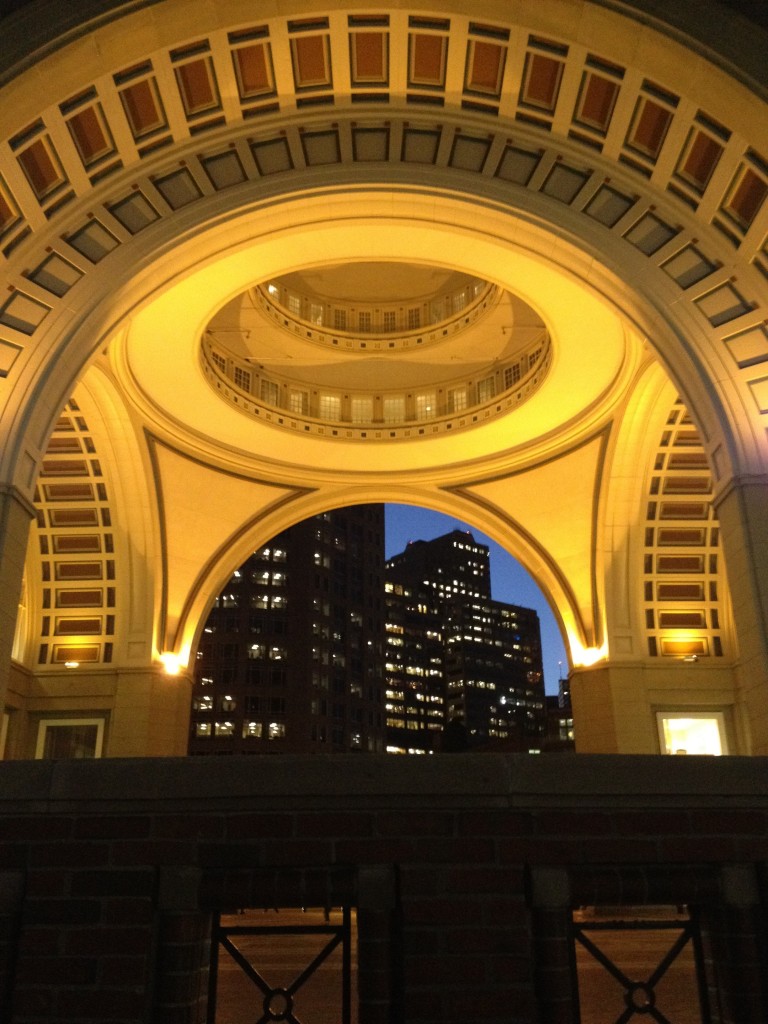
571, 643, 607, 667
159, 652, 183, 676
658, 715, 725, 756
64, 661, 79, 669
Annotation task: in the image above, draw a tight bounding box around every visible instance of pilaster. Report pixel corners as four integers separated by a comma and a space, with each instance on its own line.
0, 485, 34, 722
714, 476, 768, 754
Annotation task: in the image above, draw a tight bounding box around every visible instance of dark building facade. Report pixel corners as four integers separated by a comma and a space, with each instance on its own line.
384, 577, 445, 753
385, 531, 546, 751
189, 505, 386, 755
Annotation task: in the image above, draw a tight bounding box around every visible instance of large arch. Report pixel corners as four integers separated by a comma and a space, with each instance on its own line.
0, 0, 766, 757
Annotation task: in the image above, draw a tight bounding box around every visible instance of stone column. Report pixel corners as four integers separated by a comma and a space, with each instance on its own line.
714, 476, 768, 754
0, 486, 34, 719
109, 668, 194, 757
528, 867, 578, 1024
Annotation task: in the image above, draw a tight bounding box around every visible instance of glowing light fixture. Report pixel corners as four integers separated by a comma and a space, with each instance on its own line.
159, 652, 183, 676
64, 661, 79, 669
571, 642, 607, 668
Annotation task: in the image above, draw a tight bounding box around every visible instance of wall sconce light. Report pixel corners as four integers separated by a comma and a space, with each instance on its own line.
570, 642, 607, 668
159, 652, 183, 676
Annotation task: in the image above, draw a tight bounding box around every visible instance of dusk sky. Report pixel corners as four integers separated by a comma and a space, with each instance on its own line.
385, 504, 568, 695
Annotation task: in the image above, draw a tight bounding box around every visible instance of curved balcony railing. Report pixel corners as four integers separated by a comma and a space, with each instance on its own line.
251, 278, 500, 352
200, 329, 552, 441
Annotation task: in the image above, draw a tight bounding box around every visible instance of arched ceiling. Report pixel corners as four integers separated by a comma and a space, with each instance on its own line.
0, 0, 765, 671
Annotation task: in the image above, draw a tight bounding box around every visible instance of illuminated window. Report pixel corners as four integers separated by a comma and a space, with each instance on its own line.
288, 389, 308, 414
383, 396, 405, 423
656, 712, 727, 755
415, 392, 436, 420
319, 394, 341, 420
351, 396, 373, 423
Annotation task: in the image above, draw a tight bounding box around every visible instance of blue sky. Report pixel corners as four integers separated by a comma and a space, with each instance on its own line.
385, 504, 568, 695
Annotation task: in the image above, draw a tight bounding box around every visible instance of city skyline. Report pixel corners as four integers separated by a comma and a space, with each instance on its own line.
385, 504, 568, 695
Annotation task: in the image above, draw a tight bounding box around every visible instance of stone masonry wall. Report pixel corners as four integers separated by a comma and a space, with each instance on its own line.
0, 754, 767, 1023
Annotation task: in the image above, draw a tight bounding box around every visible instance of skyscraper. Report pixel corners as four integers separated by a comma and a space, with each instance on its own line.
188, 505, 386, 755
384, 577, 445, 753
385, 531, 546, 750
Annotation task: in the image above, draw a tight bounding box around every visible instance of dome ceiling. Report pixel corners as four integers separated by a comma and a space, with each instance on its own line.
202, 260, 551, 427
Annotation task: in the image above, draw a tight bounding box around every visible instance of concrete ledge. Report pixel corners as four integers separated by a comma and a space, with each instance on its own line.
0, 754, 766, 812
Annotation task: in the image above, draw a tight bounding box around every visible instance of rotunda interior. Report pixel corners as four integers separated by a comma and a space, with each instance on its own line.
0, 0, 766, 759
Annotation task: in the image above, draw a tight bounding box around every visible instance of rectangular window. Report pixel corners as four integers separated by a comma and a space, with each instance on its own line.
260, 379, 279, 405
504, 363, 522, 388
351, 397, 373, 423
35, 718, 104, 758
415, 392, 436, 420
288, 389, 308, 414
382, 396, 405, 423
448, 387, 467, 412
477, 376, 495, 402
319, 394, 341, 420
656, 712, 727, 755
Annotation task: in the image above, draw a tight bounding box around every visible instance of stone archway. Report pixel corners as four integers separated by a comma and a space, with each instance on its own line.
0, 0, 766, 757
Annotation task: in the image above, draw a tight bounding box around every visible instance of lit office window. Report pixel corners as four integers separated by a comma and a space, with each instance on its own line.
657, 713, 727, 755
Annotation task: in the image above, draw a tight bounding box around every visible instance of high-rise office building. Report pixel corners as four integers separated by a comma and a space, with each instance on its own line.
188, 505, 386, 755
385, 531, 546, 751
384, 577, 445, 753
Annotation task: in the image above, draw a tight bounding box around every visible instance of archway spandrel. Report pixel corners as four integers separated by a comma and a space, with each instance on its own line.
452, 431, 609, 653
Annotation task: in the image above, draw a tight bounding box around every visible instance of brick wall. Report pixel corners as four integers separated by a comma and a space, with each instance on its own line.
0, 754, 767, 1022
